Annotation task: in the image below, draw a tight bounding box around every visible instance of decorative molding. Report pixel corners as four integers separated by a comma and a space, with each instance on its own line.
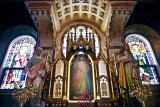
51, 4, 61, 33
110, 1, 137, 10
49, 0, 110, 32
53, 51, 66, 65
96, 51, 108, 63
41, 47, 53, 50
54, 75, 64, 82
107, 0, 137, 47
99, 76, 110, 98
109, 46, 122, 49
25, 1, 53, 11
53, 76, 63, 98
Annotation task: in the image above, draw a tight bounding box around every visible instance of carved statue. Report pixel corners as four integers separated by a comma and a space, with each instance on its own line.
26, 47, 50, 107
116, 43, 141, 106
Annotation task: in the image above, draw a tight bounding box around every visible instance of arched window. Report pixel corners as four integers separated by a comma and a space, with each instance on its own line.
0, 35, 36, 89
62, 25, 100, 57
125, 34, 159, 85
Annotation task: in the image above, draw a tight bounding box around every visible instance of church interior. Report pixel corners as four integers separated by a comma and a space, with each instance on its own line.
0, 0, 160, 107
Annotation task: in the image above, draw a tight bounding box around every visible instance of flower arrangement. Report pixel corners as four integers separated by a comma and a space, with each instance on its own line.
78, 90, 94, 107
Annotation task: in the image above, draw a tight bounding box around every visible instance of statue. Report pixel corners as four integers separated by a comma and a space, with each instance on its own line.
116, 43, 141, 106
26, 47, 49, 107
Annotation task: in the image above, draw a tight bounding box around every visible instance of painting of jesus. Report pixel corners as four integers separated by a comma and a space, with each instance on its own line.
70, 54, 93, 100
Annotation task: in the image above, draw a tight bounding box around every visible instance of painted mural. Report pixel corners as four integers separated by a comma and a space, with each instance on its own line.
70, 54, 94, 100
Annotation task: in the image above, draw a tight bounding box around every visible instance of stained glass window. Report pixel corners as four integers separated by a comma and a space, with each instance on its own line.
125, 34, 159, 85
0, 36, 36, 89
62, 26, 100, 57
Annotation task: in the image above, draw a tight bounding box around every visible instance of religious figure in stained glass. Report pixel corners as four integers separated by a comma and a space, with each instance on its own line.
0, 36, 36, 89
70, 54, 93, 100
125, 35, 159, 85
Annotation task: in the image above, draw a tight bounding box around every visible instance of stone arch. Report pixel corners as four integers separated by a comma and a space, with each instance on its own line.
54, 20, 107, 59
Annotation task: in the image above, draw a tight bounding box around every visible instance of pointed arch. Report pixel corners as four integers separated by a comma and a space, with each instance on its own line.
125, 34, 159, 85
0, 35, 36, 89
62, 25, 100, 58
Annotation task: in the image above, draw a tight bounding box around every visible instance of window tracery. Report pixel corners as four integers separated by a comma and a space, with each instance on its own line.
62, 25, 100, 57
0, 36, 36, 89
125, 34, 159, 85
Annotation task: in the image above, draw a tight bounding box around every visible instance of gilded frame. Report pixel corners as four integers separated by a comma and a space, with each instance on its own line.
67, 52, 96, 103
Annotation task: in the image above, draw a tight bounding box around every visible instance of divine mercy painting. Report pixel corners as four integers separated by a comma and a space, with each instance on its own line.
70, 54, 94, 100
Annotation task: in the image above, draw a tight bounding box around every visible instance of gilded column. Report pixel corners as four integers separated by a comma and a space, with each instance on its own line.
63, 61, 68, 101
48, 63, 54, 100
94, 61, 100, 100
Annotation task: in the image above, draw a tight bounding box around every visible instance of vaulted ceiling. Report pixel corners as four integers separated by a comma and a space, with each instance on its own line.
50, 0, 110, 33
1, 0, 160, 35
25, 0, 137, 34
54, 0, 107, 26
